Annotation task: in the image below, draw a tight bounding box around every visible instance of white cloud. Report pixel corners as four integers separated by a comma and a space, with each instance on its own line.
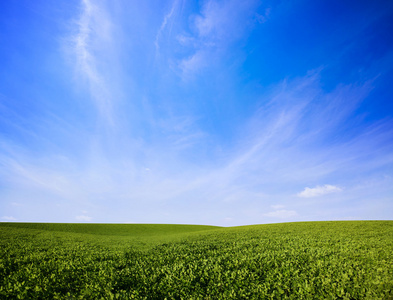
75, 215, 92, 222
297, 185, 342, 198
264, 210, 297, 218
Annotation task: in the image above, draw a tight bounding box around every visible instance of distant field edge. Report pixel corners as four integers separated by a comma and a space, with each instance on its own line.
0, 222, 223, 237
228, 219, 393, 227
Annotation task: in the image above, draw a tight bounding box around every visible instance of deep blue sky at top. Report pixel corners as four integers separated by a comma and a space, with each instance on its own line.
0, 0, 392, 225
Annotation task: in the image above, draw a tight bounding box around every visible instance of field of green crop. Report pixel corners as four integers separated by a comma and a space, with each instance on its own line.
1, 221, 392, 299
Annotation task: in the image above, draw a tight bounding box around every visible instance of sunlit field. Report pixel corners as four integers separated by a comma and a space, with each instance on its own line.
1, 221, 392, 299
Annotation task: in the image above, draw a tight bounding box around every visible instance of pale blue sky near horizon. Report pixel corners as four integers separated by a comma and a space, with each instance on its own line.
0, 0, 392, 226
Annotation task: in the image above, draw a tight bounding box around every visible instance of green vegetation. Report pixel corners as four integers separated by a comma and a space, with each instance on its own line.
1, 221, 392, 299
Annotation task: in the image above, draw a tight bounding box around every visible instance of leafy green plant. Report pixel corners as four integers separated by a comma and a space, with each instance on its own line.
0, 221, 392, 299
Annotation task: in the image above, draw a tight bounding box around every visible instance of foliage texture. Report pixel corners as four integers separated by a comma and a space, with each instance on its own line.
0, 221, 392, 299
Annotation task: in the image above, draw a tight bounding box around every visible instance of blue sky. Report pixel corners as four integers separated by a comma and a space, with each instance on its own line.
1, 0, 392, 226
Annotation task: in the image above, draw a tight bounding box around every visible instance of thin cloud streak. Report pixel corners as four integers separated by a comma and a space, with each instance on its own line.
155, 0, 180, 55
71, 0, 116, 125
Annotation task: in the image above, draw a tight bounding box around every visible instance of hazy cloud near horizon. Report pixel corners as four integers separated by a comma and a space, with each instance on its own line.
0, 0, 392, 225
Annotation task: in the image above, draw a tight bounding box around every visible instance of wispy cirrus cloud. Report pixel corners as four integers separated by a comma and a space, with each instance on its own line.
70, 0, 117, 125
155, 0, 182, 54
172, 71, 393, 223
178, 0, 259, 78
1, 69, 392, 225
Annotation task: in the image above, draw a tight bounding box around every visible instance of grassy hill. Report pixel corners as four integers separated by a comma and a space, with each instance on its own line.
1, 221, 392, 299
0, 222, 221, 250
0, 222, 220, 237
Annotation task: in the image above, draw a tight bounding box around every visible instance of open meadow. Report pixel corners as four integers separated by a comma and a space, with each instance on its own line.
1, 221, 392, 299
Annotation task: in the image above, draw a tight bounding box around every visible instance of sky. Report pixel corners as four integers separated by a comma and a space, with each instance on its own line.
0, 0, 392, 226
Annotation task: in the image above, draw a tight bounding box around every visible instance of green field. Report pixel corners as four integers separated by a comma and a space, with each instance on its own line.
1, 221, 392, 299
